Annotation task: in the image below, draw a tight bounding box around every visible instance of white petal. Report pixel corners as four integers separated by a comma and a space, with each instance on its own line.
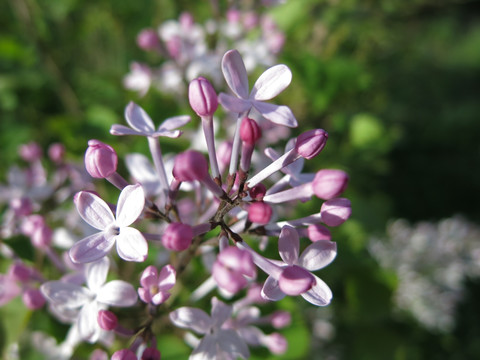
221, 49, 249, 99
211, 297, 232, 328
218, 93, 251, 113
74, 191, 115, 230
261, 276, 285, 302
158, 115, 191, 131
151, 130, 182, 138
110, 124, 143, 136
299, 241, 337, 271
41, 281, 91, 308
77, 301, 99, 341
169, 307, 213, 334
278, 226, 299, 265
69, 232, 115, 264
217, 330, 250, 359
125, 153, 161, 197
190, 335, 217, 360
252, 101, 298, 128
251, 64, 292, 101
86, 257, 109, 293
97, 280, 137, 306
115, 227, 148, 262
124, 101, 155, 134
116, 184, 145, 227
300, 274, 332, 306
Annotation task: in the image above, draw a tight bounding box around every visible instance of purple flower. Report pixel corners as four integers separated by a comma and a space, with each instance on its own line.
218, 49, 297, 127
138, 265, 176, 305
69, 184, 148, 263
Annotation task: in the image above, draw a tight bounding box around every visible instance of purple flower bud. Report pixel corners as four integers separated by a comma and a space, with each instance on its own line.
162, 222, 193, 251
248, 201, 273, 225
264, 333, 288, 355
307, 224, 331, 242
9, 263, 32, 282
240, 117, 262, 145
312, 169, 349, 200
31, 224, 52, 248
278, 265, 315, 295
141, 347, 161, 360
249, 184, 267, 201
173, 150, 208, 182
212, 246, 256, 293
85, 140, 118, 179
295, 129, 328, 160
321, 198, 352, 227
19, 142, 42, 162
9, 197, 33, 216
48, 143, 65, 163
136, 28, 160, 51
98, 310, 118, 331
111, 349, 137, 360
188, 77, 218, 117
270, 310, 292, 329
22, 288, 46, 309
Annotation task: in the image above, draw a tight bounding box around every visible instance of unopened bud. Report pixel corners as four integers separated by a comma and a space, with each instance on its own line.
19, 142, 42, 162
142, 347, 161, 360
162, 222, 193, 251
270, 310, 292, 329
9, 263, 31, 282
188, 77, 218, 117
85, 140, 118, 179
22, 288, 46, 309
295, 129, 328, 160
98, 310, 118, 330
307, 224, 331, 242
31, 224, 53, 248
240, 117, 262, 145
248, 201, 273, 225
111, 349, 137, 360
10, 197, 33, 216
312, 169, 349, 200
48, 143, 66, 163
249, 184, 267, 201
173, 150, 208, 182
321, 198, 352, 227
137, 28, 160, 51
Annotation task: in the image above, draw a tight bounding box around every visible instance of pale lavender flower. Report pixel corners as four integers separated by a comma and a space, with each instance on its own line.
138, 264, 176, 305
69, 184, 148, 263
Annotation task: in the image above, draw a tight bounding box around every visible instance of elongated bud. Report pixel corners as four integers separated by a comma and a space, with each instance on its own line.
98, 310, 118, 331
173, 150, 208, 182
295, 129, 328, 159
137, 28, 160, 51
142, 347, 161, 360
19, 142, 42, 162
48, 143, 65, 163
264, 333, 288, 355
162, 222, 193, 251
22, 288, 46, 309
321, 198, 352, 227
188, 77, 218, 117
312, 169, 349, 200
240, 117, 262, 145
248, 201, 273, 225
271, 310, 292, 329
249, 184, 267, 201
9, 263, 32, 282
85, 140, 118, 179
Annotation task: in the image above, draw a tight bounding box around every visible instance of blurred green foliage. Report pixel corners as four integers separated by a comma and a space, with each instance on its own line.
1, 0, 480, 359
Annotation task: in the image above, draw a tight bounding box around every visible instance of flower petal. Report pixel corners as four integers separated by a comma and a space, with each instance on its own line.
151, 130, 182, 138
221, 49, 249, 99
124, 101, 155, 134
140, 265, 158, 288
261, 276, 285, 302
97, 280, 137, 306
251, 64, 292, 101
278, 226, 299, 265
151, 291, 171, 305
300, 274, 333, 306
86, 257, 109, 292
110, 124, 143, 136
218, 93, 251, 113
169, 307, 213, 334
74, 191, 115, 230
40, 281, 91, 308
77, 301, 100, 341
298, 241, 337, 271
252, 101, 298, 128
217, 329, 250, 359
115, 227, 148, 262
190, 335, 217, 360
116, 184, 145, 227
158, 264, 176, 291
158, 115, 191, 131
69, 232, 115, 264
211, 297, 232, 328
125, 153, 161, 197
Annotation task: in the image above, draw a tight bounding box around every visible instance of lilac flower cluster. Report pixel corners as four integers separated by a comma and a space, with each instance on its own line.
0, 48, 351, 360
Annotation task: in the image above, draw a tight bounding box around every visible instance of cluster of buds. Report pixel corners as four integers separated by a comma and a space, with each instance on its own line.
0, 48, 351, 359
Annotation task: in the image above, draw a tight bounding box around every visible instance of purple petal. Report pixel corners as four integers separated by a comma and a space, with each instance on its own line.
110, 124, 143, 136
250, 64, 292, 101
85, 257, 109, 292
115, 227, 148, 262
217, 329, 250, 359
40, 281, 91, 308
261, 276, 285, 302
158, 264, 176, 291
300, 274, 333, 306
278, 226, 299, 265
69, 232, 115, 264
298, 241, 337, 271
169, 307, 213, 334
218, 93, 251, 113
138, 288, 152, 303
252, 101, 298, 128
115, 184, 145, 227
77, 301, 100, 341
191, 335, 217, 360
278, 265, 314, 296
124, 101, 155, 134
211, 297, 232, 328
74, 191, 115, 230
140, 265, 158, 288
221, 49, 249, 99
158, 115, 191, 131
97, 280, 137, 306
151, 291, 171, 305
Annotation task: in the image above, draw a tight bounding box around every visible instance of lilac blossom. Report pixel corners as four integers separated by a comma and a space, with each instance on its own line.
138, 265, 176, 305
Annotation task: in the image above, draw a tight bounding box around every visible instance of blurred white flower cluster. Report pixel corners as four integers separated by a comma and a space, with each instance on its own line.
369, 216, 480, 332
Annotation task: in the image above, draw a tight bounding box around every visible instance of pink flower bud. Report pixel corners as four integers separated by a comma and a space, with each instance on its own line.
173, 150, 208, 182
295, 129, 328, 160
141, 347, 161, 360
19, 142, 42, 162
270, 310, 291, 329
188, 77, 218, 117
240, 117, 262, 145
307, 224, 331, 242
48, 143, 65, 163
136, 29, 160, 51
9, 197, 33, 216
85, 140, 118, 179
112, 349, 137, 360
212, 246, 256, 293
312, 169, 349, 200
278, 265, 315, 295
31, 224, 52, 248
162, 222, 193, 251
248, 201, 273, 225
98, 310, 118, 331
9, 263, 31, 282
21, 215, 45, 236
264, 333, 288, 354
321, 198, 352, 227
249, 184, 267, 201
22, 288, 46, 309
